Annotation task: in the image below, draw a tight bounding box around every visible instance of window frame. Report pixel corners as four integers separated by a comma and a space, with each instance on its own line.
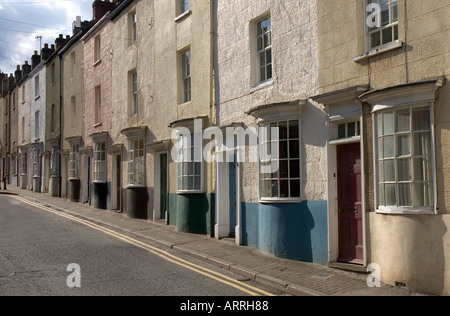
180, 49, 191, 104
34, 75, 40, 99
129, 70, 138, 116
69, 144, 80, 180
94, 35, 101, 64
364, 0, 399, 52
129, 11, 137, 44
33, 149, 40, 178
258, 119, 302, 202
373, 103, 436, 215
255, 15, 273, 86
127, 137, 145, 187
179, 0, 189, 15
95, 85, 102, 125
34, 110, 39, 139
93, 141, 106, 183
177, 132, 203, 193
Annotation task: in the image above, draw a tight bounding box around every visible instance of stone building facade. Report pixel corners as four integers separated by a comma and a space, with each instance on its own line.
214, 0, 328, 264
314, 0, 450, 295
110, 0, 154, 219
82, 4, 116, 210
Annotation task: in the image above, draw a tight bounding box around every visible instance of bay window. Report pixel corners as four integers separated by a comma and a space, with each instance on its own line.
375, 105, 434, 212
259, 120, 301, 200
69, 144, 80, 180
128, 138, 145, 186
93, 141, 106, 183
177, 132, 202, 192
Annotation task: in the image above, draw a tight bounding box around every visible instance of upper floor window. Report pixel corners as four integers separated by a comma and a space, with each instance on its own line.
130, 70, 138, 116
365, 0, 398, 51
71, 52, 76, 79
129, 11, 137, 44
180, 50, 191, 103
256, 16, 272, 85
179, 0, 189, 14
95, 85, 102, 124
94, 35, 101, 63
34, 75, 40, 99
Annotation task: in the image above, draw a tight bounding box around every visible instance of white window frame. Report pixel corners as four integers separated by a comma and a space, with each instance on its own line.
95, 85, 102, 124
129, 11, 137, 44
130, 70, 138, 116
34, 75, 40, 99
94, 35, 101, 63
256, 16, 272, 85
259, 119, 301, 202
93, 141, 106, 183
177, 132, 202, 193
179, 0, 189, 14
180, 50, 191, 103
127, 137, 145, 187
69, 144, 80, 180
21, 153, 27, 176
373, 104, 435, 214
33, 149, 40, 178
364, 0, 399, 52
34, 110, 39, 139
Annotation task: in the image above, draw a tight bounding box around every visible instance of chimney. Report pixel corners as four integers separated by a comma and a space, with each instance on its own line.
8, 73, 14, 89
31, 51, 41, 69
41, 43, 54, 61
14, 65, 23, 83
22, 61, 32, 77
72, 16, 82, 35
92, 0, 117, 20
55, 34, 66, 49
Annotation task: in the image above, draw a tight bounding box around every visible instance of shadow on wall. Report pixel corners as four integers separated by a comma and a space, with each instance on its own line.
242, 200, 328, 265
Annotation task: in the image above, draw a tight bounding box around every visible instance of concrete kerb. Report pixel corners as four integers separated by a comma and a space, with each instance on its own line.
13, 192, 324, 296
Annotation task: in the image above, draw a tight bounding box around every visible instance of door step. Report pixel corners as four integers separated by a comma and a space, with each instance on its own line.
329, 261, 368, 274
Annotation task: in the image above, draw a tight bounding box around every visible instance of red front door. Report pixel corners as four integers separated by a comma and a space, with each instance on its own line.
337, 143, 363, 264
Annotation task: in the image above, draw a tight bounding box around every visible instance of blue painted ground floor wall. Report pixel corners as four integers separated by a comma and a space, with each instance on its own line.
166, 193, 328, 265
242, 201, 328, 265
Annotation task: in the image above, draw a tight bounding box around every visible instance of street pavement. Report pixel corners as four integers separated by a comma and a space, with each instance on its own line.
1, 186, 427, 296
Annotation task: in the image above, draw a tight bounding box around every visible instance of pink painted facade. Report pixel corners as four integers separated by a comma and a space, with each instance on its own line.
83, 18, 113, 183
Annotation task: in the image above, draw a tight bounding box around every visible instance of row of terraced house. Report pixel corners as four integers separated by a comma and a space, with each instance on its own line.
0, 0, 449, 295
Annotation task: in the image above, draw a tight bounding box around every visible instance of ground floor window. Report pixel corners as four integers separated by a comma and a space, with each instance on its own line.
93, 141, 106, 183
69, 144, 80, 180
375, 105, 434, 211
177, 132, 202, 192
127, 138, 145, 186
33, 149, 40, 177
259, 120, 301, 200
21, 153, 27, 175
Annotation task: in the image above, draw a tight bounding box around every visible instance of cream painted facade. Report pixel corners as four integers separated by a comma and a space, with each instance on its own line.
215, 0, 329, 264
61, 32, 87, 202
315, 0, 450, 295
110, 0, 155, 218
152, 0, 215, 234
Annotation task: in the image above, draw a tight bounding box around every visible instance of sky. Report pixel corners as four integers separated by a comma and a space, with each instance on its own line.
0, 0, 93, 75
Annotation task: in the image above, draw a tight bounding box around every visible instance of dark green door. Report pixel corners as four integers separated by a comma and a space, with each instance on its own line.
160, 154, 168, 219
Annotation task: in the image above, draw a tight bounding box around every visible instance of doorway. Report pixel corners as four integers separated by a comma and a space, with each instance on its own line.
337, 142, 363, 264
160, 153, 168, 220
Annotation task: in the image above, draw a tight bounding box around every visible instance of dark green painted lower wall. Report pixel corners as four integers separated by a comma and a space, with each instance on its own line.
168, 193, 215, 237
242, 201, 328, 265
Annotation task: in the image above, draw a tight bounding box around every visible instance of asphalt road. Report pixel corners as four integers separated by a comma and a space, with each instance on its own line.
0, 195, 275, 296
